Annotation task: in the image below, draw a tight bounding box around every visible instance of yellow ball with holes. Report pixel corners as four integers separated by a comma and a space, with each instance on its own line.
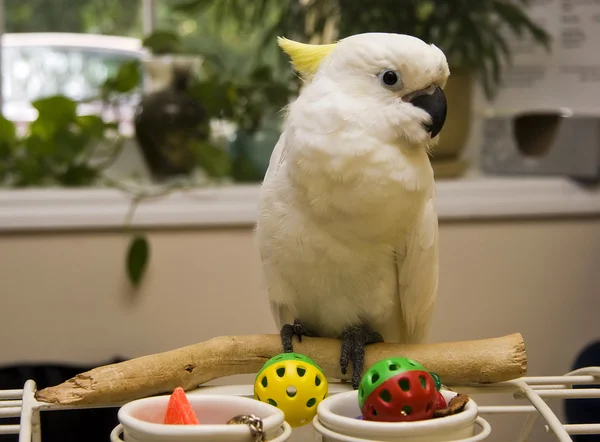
254, 353, 329, 427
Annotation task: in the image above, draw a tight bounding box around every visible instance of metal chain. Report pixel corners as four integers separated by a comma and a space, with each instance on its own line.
227, 414, 264, 442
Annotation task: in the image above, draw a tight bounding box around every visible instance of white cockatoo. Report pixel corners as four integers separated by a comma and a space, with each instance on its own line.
256, 32, 449, 387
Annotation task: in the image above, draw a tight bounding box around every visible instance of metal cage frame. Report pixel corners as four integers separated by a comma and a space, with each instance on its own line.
2, 367, 600, 442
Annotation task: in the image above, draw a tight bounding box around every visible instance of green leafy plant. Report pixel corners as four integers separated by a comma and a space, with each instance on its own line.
140, 28, 299, 182
112, 176, 199, 289
141, 30, 184, 55
173, 0, 551, 98
334, 0, 551, 98
141, 29, 298, 134
190, 61, 297, 134
103, 59, 228, 288
0, 95, 122, 187
127, 233, 150, 286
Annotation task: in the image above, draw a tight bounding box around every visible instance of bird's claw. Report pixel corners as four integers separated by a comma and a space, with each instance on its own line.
339, 326, 383, 389
280, 319, 314, 353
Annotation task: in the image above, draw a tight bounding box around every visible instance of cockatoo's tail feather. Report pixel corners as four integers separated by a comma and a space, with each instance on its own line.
277, 36, 337, 78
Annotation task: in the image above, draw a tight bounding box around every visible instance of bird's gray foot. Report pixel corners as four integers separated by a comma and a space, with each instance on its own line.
339, 325, 383, 389
280, 319, 317, 353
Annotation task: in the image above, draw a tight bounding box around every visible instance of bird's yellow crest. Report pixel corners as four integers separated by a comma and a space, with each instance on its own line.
277, 37, 337, 78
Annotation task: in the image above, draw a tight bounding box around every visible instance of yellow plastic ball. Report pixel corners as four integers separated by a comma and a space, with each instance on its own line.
254, 353, 329, 427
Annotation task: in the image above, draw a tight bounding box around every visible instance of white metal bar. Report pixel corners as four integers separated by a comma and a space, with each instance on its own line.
517, 383, 561, 442
531, 384, 570, 390
19, 380, 37, 442
527, 389, 600, 399
0, 400, 22, 408
517, 412, 541, 442
565, 367, 600, 377
0, 425, 20, 435
3, 371, 600, 442
0, 407, 21, 417
523, 375, 600, 385
0, 389, 24, 399
31, 408, 41, 442
560, 424, 600, 435
546, 423, 600, 435
36, 402, 122, 412
517, 381, 573, 442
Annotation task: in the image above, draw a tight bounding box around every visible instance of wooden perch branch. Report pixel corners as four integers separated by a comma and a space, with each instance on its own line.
36, 333, 526, 406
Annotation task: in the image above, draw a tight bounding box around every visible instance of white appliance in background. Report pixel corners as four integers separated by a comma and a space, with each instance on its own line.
481, 1, 600, 180
0, 32, 152, 181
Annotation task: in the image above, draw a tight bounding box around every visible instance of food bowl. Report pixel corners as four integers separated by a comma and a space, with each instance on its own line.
314, 389, 491, 442
110, 393, 292, 442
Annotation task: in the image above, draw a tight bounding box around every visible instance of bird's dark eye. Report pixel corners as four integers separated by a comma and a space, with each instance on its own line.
379, 70, 403, 90
383, 71, 398, 85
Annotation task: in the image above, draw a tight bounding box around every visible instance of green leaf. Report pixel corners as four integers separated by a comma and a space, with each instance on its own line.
250, 65, 273, 83
57, 164, 100, 187
0, 116, 17, 157
28, 119, 55, 141
142, 30, 182, 55
192, 141, 231, 178
491, 0, 551, 48
110, 60, 141, 93
50, 129, 89, 162
32, 95, 77, 127
172, 0, 213, 13
127, 234, 150, 287
189, 81, 235, 118
232, 153, 264, 182
76, 115, 108, 139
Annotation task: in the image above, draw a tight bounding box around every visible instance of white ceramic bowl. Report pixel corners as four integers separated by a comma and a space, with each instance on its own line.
111, 394, 292, 442
314, 389, 491, 442
187, 383, 355, 442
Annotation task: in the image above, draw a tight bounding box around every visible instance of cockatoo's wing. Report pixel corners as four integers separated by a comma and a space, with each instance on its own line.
394, 190, 439, 344
259, 131, 294, 330
262, 131, 288, 184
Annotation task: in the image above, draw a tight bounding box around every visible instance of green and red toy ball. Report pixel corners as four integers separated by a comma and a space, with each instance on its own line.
358, 357, 447, 422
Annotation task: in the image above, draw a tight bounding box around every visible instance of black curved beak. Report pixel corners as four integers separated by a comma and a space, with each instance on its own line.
409, 86, 447, 138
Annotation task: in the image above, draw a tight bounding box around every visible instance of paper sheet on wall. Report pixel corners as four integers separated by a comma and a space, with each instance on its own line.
488, 0, 600, 115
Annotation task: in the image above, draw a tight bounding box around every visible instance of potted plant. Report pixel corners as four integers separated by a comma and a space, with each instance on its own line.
131, 31, 217, 182
172, 0, 551, 178
209, 64, 298, 182
136, 28, 298, 182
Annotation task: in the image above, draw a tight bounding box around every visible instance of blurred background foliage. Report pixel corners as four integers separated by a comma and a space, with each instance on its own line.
4, 0, 552, 166
7, 0, 550, 98
5, 0, 293, 77
6, 0, 143, 35
165, 0, 550, 98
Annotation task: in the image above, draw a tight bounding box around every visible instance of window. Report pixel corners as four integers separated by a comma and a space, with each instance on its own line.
3, 40, 142, 104
2, 35, 143, 138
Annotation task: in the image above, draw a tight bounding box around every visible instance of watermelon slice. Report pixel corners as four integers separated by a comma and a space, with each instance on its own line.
164, 387, 200, 425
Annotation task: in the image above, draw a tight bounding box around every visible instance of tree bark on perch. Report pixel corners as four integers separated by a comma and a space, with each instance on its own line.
36, 333, 527, 406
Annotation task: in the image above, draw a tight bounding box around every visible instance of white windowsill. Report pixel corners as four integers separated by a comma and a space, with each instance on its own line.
1, 174, 600, 232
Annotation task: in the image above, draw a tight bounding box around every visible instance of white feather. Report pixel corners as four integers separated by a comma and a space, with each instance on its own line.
256, 33, 447, 343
